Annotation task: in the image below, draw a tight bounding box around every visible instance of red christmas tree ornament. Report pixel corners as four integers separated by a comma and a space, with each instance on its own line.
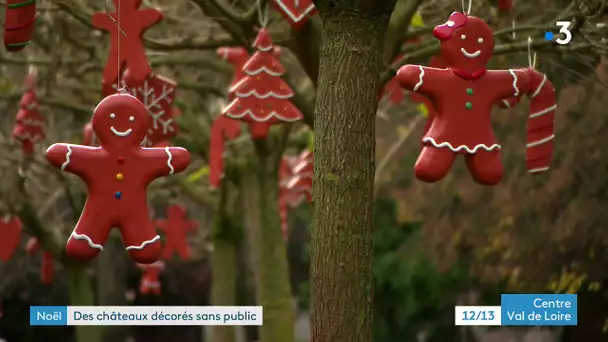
217, 46, 281, 99
4, 0, 37, 51
137, 261, 164, 295
92, 0, 162, 85
0, 216, 22, 262
82, 122, 98, 146
12, 74, 44, 154
222, 28, 304, 138
396, 12, 556, 185
108, 70, 179, 146
272, 0, 317, 30
45, 93, 190, 263
26, 237, 54, 284
155, 204, 197, 260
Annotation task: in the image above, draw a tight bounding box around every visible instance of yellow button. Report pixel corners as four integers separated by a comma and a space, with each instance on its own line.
116, 173, 123, 180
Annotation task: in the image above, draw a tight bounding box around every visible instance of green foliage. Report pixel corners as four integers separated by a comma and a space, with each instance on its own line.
372, 198, 468, 342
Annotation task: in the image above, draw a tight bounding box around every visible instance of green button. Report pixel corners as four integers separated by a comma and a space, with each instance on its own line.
465, 102, 472, 109
466, 88, 473, 95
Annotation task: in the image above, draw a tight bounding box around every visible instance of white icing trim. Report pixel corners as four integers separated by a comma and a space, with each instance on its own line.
413, 66, 424, 91
422, 137, 501, 153
164, 147, 174, 175
530, 74, 547, 98
225, 109, 302, 122
528, 166, 549, 173
508, 69, 519, 96
125, 235, 161, 250
19, 119, 43, 126
274, 0, 316, 23
69, 231, 104, 250
142, 281, 161, 287
245, 66, 283, 77
526, 134, 554, 148
502, 99, 511, 108
529, 104, 556, 118
61, 145, 72, 171
257, 45, 274, 52
234, 89, 293, 99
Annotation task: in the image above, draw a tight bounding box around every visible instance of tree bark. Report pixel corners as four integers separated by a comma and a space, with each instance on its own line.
68, 264, 101, 342
241, 141, 295, 342
311, 2, 396, 342
96, 235, 128, 342
210, 182, 239, 342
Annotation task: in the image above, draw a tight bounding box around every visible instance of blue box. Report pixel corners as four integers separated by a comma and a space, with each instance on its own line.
501, 294, 577, 326
30, 306, 68, 326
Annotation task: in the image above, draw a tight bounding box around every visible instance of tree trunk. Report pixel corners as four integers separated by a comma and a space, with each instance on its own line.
210, 182, 239, 342
68, 264, 101, 342
242, 141, 295, 342
311, 2, 395, 342
97, 235, 128, 342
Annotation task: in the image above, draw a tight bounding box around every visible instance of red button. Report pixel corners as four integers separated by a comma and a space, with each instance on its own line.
117, 156, 124, 164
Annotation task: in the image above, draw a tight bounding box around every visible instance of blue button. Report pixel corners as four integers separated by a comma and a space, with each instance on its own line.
30, 306, 68, 326
501, 294, 577, 326
115, 191, 121, 199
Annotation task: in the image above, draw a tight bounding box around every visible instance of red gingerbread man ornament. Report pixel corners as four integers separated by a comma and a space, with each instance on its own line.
45, 93, 190, 264
155, 204, 197, 260
137, 261, 164, 295
0, 216, 22, 262
92, 0, 162, 85
396, 12, 555, 185
26, 237, 54, 284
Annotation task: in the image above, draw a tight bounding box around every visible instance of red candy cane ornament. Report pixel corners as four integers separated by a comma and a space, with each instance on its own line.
222, 28, 304, 138
272, 0, 317, 30
286, 151, 313, 202
92, 0, 162, 85
155, 204, 197, 260
137, 261, 164, 295
13, 75, 44, 154
4, 0, 37, 51
396, 12, 556, 185
26, 237, 54, 284
209, 115, 241, 187
45, 93, 190, 263
278, 156, 302, 239
0, 216, 22, 262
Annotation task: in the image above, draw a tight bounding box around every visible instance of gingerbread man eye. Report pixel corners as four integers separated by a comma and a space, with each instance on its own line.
110, 113, 116, 119
478, 37, 484, 43
461, 34, 466, 40
129, 116, 135, 122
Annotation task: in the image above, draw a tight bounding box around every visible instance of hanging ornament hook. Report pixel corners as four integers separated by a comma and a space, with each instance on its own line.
461, 0, 472, 14
527, 37, 537, 69
255, 0, 269, 27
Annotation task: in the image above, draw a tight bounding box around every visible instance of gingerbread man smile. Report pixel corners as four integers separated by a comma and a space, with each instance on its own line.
109, 113, 134, 137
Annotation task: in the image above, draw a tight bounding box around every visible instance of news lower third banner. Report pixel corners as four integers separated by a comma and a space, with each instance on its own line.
455, 294, 577, 326
30, 306, 262, 326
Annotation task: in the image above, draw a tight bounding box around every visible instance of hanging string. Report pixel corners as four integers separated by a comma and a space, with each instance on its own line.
461, 0, 472, 14
105, 0, 128, 94
255, 0, 269, 27
527, 37, 537, 69
512, 20, 516, 39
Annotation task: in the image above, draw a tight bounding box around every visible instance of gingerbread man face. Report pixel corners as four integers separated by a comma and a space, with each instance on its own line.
433, 13, 494, 70
92, 94, 150, 147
